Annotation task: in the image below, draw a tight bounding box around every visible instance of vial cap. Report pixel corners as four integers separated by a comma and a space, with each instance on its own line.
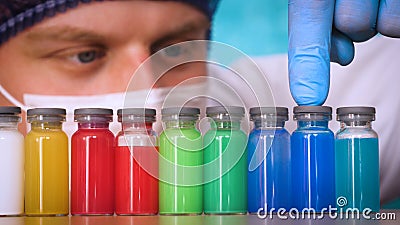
336, 106, 375, 116
74, 108, 113, 123
117, 108, 156, 122
74, 108, 113, 116
0, 106, 21, 123
206, 106, 245, 122
206, 106, 245, 116
27, 108, 66, 123
0, 106, 21, 115
117, 108, 156, 116
161, 107, 200, 116
336, 106, 376, 121
27, 108, 66, 116
293, 106, 332, 115
250, 107, 288, 116
293, 106, 332, 121
250, 107, 288, 122
161, 107, 200, 121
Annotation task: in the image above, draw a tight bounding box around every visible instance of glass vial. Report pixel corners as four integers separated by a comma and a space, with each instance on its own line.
247, 107, 291, 213
71, 108, 115, 215
204, 106, 247, 214
291, 106, 335, 212
0, 107, 24, 215
335, 106, 379, 212
25, 108, 69, 216
115, 108, 158, 215
159, 107, 203, 214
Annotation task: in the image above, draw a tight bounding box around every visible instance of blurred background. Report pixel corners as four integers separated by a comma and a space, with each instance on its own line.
212, 0, 287, 57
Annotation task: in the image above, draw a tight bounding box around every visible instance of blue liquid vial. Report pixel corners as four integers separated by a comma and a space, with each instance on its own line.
247, 107, 291, 213
291, 106, 335, 212
335, 107, 380, 212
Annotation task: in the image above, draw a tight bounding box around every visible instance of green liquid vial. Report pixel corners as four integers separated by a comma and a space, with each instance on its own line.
158, 107, 203, 214
204, 106, 247, 214
335, 107, 380, 212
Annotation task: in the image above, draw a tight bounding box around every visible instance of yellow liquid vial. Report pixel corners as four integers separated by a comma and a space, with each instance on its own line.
25, 124, 69, 216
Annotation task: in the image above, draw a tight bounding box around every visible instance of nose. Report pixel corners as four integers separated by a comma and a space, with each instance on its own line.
104, 45, 154, 93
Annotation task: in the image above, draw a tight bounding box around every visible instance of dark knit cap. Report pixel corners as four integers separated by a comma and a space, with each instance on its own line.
0, 0, 219, 45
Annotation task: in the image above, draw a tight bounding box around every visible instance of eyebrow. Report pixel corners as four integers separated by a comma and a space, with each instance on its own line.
23, 17, 209, 46
25, 26, 106, 43
151, 19, 210, 46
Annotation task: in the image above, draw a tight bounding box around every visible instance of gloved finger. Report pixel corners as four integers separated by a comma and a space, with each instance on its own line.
377, 0, 400, 37
330, 28, 355, 66
288, 0, 334, 105
334, 0, 379, 42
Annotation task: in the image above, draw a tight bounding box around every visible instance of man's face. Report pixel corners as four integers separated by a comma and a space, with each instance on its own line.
0, 1, 210, 105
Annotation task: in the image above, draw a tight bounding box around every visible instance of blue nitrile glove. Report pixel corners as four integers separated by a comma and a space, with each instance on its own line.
288, 0, 400, 106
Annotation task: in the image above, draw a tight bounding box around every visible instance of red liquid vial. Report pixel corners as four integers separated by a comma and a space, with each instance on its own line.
115, 108, 158, 215
71, 108, 115, 215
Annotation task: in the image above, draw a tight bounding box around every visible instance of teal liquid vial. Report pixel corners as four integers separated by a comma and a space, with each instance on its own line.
335, 107, 380, 212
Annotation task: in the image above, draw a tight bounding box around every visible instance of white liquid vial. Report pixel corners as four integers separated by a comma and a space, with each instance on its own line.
0, 107, 24, 215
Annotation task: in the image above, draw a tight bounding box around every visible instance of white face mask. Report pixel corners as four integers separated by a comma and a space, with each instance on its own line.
0, 83, 207, 137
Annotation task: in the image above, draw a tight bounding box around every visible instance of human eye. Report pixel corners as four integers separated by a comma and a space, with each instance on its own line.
46, 45, 106, 66
151, 41, 203, 68
68, 49, 105, 64
161, 45, 185, 58
44, 46, 107, 74
151, 41, 188, 58
158, 44, 190, 63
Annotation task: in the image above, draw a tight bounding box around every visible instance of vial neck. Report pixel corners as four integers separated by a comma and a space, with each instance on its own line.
0, 122, 19, 130
340, 121, 372, 129
165, 120, 196, 129
213, 121, 241, 130
254, 120, 285, 129
31, 121, 63, 130
297, 120, 329, 129
122, 122, 153, 132
78, 122, 109, 129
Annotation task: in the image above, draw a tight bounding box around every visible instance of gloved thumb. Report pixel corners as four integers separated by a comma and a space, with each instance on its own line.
330, 29, 355, 66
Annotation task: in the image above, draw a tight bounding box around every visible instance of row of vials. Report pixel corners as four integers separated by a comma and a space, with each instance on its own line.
0, 105, 379, 216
